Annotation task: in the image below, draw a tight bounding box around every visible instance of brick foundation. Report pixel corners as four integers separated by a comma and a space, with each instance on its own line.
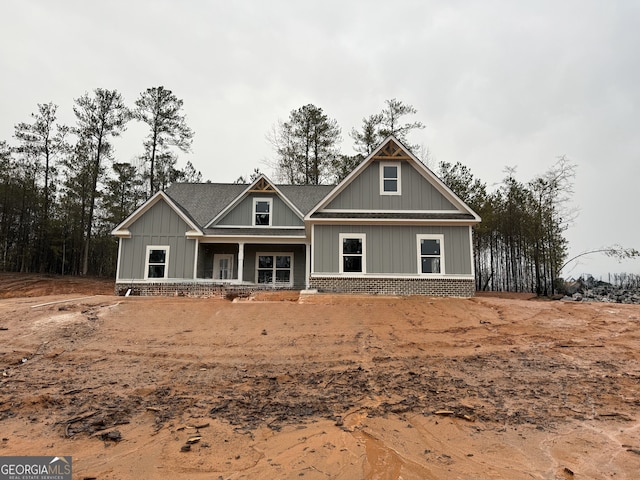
309, 276, 475, 297
116, 277, 476, 298
114, 282, 290, 298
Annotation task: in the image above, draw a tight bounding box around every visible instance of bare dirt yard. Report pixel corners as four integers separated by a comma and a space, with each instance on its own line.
0, 273, 639, 479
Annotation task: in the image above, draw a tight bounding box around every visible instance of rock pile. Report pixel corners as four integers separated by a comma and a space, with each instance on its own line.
562, 278, 640, 304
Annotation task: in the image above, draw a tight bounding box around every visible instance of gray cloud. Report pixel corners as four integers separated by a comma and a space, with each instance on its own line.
1, 0, 638, 277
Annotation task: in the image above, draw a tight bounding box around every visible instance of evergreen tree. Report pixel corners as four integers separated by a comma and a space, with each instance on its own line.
133, 86, 194, 196
73, 88, 129, 275
181, 160, 203, 183
13, 102, 69, 271
103, 162, 146, 226
270, 104, 341, 185
351, 99, 425, 154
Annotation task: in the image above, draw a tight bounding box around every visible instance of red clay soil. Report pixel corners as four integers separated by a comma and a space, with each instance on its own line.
0, 274, 639, 479
0, 272, 114, 298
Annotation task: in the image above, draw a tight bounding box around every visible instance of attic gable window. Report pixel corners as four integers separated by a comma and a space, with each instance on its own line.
380, 162, 401, 195
253, 198, 272, 226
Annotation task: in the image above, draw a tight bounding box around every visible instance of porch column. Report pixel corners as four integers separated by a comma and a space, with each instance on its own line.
192, 238, 199, 279
305, 242, 311, 289
237, 242, 245, 282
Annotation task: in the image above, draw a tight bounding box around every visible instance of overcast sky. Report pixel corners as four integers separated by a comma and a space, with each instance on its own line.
2, 0, 639, 278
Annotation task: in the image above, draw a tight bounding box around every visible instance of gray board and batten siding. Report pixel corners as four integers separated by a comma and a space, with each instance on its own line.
313, 224, 472, 275
117, 198, 196, 280
325, 160, 458, 211
216, 193, 304, 227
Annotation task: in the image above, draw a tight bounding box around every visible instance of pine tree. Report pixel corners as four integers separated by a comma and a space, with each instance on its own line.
73, 88, 129, 275
269, 104, 341, 185
133, 86, 194, 196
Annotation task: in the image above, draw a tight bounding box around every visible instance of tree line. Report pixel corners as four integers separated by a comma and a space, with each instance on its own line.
1, 87, 200, 277
263, 99, 426, 185
1, 93, 584, 294
438, 158, 577, 295
266, 100, 585, 295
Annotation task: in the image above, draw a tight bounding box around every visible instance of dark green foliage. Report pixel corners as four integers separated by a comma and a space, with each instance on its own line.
0, 93, 582, 292
331, 154, 363, 183
12, 103, 69, 272
133, 86, 194, 196
439, 159, 576, 295
73, 88, 130, 275
270, 104, 342, 185
351, 98, 425, 154
0, 88, 197, 277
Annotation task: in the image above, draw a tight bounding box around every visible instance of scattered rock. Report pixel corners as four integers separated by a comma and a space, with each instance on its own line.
180, 444, 191, 452
98, 430, 122, 442
562, 279, 640, 304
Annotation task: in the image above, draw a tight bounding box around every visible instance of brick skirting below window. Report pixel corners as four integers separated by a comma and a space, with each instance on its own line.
309, 276, 475, 297
114, 283, 287, 298
115, 277, 475, 298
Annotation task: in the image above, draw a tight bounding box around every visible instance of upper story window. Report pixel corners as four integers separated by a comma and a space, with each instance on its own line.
145, 245, 170, 279
339, 233, 366, 273
417, 234, 445, 274
380, 162, 401, 195
253, 198, 272, 226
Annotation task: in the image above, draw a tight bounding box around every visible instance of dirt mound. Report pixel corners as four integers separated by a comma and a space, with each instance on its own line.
0, 272, 114, 298
0, 292, 639, 478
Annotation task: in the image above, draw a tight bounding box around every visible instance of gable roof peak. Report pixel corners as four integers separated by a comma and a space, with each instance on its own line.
305, 134, 481, 222
373, 136, 412, 161
111, 190, 203, 237
247, 173, 278, 193
205, 173, 309, 227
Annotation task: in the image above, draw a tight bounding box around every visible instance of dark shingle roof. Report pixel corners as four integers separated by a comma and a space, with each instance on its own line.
164, 182, 474, 228
277, 184, 335, 214
165, 183, 247, 227
204, 227, 306, 236
310, 212, 477, 220
164, 182, 336, 228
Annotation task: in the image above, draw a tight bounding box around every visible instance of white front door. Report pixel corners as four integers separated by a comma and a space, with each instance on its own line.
213, 254, 234, 280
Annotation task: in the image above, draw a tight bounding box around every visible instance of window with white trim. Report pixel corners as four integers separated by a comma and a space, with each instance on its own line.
253, 198, 272, 226
417, 234, 444, 274
256, 253, 293, 286
145, 245, 170, 279
339, 233, 366, 273
380, 162, 401, 195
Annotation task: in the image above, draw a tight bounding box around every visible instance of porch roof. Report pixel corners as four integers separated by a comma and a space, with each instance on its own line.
310, 212, 477, 220
203, 227, 307, 237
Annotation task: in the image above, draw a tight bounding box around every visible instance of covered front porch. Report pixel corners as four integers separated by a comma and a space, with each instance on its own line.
195, 241, 309, 290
